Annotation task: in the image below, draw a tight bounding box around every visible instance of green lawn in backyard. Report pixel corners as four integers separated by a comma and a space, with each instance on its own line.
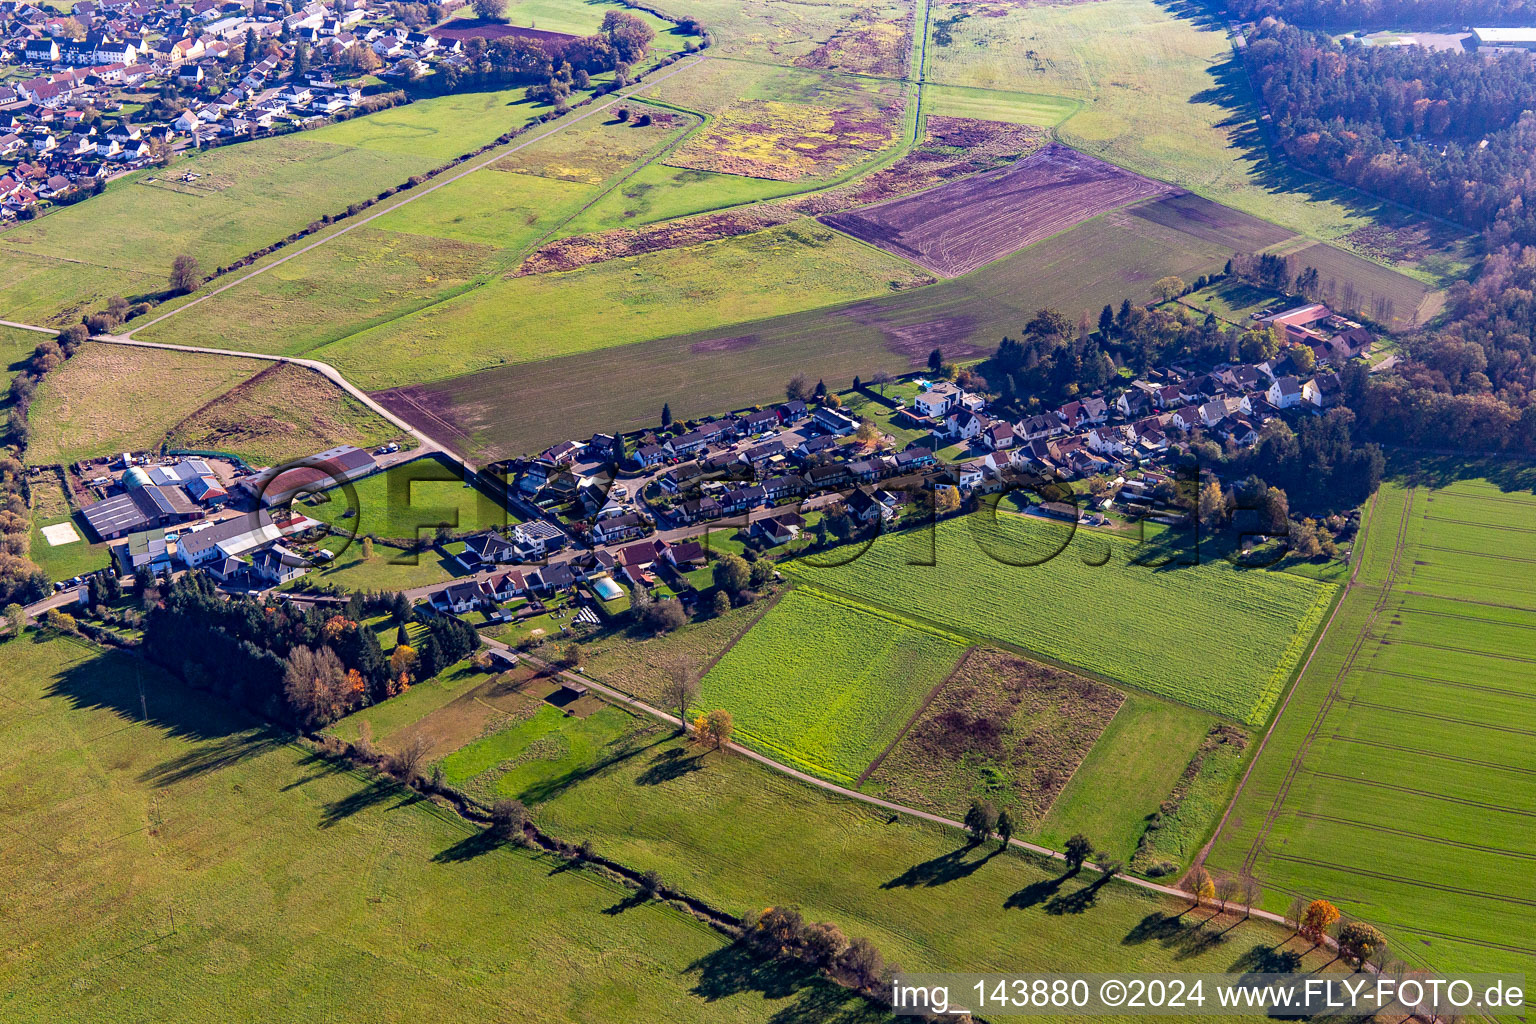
0, 634, 865, 1024
310, 219, 932, 389
781, 508, 1335, 726
699, 588, 967, 783
301, 456, 516, 542
0, 88, 550, 324
26, 474, 110, 581
1206, 477, 1536, 978
1174, 277, 1288, 326
923, 0, 1470, 285
289, 544, 460, 592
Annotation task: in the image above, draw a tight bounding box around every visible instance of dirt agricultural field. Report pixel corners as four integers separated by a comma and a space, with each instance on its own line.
823, 143, 1176, 276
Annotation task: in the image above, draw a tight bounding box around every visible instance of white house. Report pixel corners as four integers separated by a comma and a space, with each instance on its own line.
913, 382, 962, 419
1267, 375, 1303, 409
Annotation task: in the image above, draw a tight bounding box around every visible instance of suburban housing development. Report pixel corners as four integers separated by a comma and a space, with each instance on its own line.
1, 0, 1531, 1019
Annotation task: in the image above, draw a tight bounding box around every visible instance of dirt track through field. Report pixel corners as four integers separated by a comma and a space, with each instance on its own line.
821, 142, 1175, 275
1243, 488, 1415, 879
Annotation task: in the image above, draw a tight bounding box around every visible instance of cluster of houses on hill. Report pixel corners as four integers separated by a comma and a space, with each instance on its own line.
0, 0, 468, 217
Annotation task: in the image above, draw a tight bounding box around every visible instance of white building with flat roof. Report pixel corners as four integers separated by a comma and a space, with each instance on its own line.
1473, 27, 1536, 49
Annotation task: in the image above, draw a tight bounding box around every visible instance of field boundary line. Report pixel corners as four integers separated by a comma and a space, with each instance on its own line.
853, 643, 974, 787
1236, 489, 1410, 878
122, 56, 709, 340
1193, 487, 1385, 877
693, 587, 785, 681
1292, 810, 1536, 858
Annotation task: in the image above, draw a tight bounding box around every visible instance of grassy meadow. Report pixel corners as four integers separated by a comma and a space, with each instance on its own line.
530, 729, 1351, 999
25, 345, 403, 469
698, 588, 968, 784
0, 88, 553, 324
1207, 478, 1536, 977
25, 472, 111, 581
377, 199, 1255, 460
0, 634, 869, 1024
311, 219, 932, 390
165, 361, 405, 466
924, 0, 1470, 285
25, 344, 262, 466
781, 510, 1335, 726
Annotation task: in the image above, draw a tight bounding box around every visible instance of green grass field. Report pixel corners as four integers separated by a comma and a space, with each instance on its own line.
1206, 477, 1536, 977
25, 345, 402, 469
923, 0, 1470, 286
781, 509, 1335, 726
376, 198, 1260, 459
921, 83, 1081, 126
312, 219, 931, 389
699, 588, 967, 783
165, 361, 405, 466
531, 729, 1348, 997
0, 634, 868, 1023
0, 89, 554, 325
302, 456, 515, 541
25, 344, 262, 466
438, 704, 646, 803
25, 473, 110, 581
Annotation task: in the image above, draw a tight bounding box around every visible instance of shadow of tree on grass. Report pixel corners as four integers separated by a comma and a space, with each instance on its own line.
882, 841, 999, 889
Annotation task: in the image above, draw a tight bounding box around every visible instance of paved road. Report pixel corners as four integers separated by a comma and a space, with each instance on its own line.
485, 632, 1300, 930
2, 55, 712, 481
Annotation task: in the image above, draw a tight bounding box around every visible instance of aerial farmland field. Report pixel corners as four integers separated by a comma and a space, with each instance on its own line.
313, 218, 932, 390
1206, 477, 1536, 977
0, 636, 852, 1024
698, 588, 968, 783
0, 88, 553, 325
164, 362, 405, 466
822, 143, 1176, 276
781, 510, 1335, 726
860, 645, 1124, 822
377, 199, 1257, 459
532, 728, 1349, 987
922, 0, 1471, 284
24, 344, 261, 466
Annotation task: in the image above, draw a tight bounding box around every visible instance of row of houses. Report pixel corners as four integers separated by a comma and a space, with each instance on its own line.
0, 0, 441, 217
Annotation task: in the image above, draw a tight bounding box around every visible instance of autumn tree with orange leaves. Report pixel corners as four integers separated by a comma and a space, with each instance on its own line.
1300, 899, 1340, 944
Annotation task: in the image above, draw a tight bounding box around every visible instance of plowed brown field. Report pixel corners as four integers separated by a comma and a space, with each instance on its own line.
822, 142, 1175, 276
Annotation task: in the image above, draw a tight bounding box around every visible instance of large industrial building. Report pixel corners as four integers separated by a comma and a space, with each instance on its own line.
1472, 27, 1536, 50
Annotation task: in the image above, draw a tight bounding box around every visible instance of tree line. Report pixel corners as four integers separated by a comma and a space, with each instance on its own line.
1244, 20, 1536, 245
1228, 0, 1536, 29
143, 575, 478, 728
